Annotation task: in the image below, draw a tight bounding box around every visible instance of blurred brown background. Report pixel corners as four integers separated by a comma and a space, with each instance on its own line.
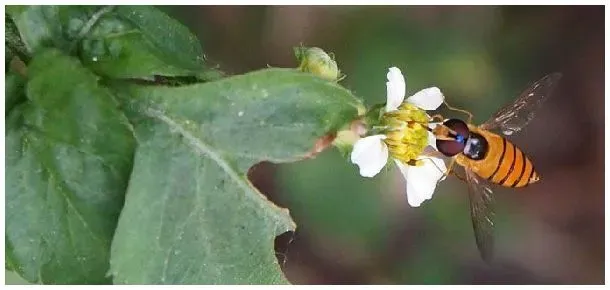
8, 5, 603, 285
167, 5, 604, 284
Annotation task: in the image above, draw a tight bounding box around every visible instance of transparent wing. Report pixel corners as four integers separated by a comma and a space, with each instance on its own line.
465, 168, 496, 263
480, 73, 562, 135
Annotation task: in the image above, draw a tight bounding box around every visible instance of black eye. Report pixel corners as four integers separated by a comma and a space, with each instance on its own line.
463, 132, 488, 160
436, 119, 470, 157
437, 139, 464, 157
444, 119, 470, 139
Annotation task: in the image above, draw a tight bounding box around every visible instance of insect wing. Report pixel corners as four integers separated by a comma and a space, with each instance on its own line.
480, 73, 562, 135
465, 168, 496, 263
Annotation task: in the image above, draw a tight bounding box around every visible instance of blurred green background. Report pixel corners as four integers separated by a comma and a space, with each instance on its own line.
6, 5, 604, 285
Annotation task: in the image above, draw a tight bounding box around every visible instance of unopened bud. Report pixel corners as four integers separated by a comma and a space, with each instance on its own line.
294, 46, 341, 81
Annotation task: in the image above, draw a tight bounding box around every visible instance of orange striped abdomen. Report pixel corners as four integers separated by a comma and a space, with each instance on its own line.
458, 128, 540, 187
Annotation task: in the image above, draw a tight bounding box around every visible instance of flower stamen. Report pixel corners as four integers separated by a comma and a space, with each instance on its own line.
381, 103, 430, 164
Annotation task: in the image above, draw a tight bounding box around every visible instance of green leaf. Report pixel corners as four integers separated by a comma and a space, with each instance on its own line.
5, 71, 26, 116
6, 242, 18, 271
113, 6, 205, 72
6, 6, 94, 54
8, 5, 218, 79
6, 270, 33, 285
6, 14, 30, 64
80, 29, 195, 79
5, 49, 135, 284
6, 45, 15, 67
83, 5, 219, 79
6, 5, 55, 52
84, 5, 224, 79
108, 69, 363, 284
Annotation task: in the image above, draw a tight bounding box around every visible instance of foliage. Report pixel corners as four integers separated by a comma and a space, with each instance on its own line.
5, 5, 363, 284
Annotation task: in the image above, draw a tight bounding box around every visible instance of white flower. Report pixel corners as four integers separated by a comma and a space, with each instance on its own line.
350, 67, 447, 207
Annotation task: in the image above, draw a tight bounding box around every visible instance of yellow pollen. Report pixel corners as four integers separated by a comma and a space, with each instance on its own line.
382, 103, 429, 165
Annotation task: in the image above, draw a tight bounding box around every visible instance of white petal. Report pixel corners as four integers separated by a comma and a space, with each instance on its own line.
350, 135, 389, 178
385, 67, 406, 112
427, 131, 437, 150
406, 87, 444, 111
426, 120, 444, 150
394, 157, 447, 207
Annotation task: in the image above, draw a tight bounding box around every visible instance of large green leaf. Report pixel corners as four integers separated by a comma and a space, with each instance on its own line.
7, 5, 217, 79
5, 49, 135, 284
108, 69, 363, 284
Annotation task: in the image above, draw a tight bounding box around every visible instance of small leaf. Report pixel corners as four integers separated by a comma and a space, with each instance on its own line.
80, 30, 195, 79
109, 69, 363, 284
5, 49, 135, 284
113, 6, 205, 72
7, 5, 59, 52
6, 6, 98, 53
82, 5, 217, 79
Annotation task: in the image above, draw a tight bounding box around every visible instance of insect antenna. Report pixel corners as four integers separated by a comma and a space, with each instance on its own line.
443, 100, 474, 124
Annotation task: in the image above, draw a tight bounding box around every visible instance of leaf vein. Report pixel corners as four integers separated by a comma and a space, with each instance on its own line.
145, 108, 283, 219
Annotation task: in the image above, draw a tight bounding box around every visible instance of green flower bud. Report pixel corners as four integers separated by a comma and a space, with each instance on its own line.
294, 46, 342, 81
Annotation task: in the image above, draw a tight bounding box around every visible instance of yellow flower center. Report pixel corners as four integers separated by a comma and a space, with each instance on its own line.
382, 103, 429, 165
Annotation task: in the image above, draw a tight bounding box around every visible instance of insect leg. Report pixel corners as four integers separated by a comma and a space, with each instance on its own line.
430, 157, 464, 182
416, 157, 447, 176
443, 158, 457, 181
416, 156, 458, 186
439, 158, 467, 182
428, 114, 445, 123
444, 100, 474, 124
451, 167, 467, 182
420, 149, 445, 159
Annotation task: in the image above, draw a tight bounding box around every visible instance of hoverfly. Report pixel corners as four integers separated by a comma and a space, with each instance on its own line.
429, 73, 562, 263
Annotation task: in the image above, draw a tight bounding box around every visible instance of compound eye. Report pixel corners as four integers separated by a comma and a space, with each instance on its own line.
436, 139, 465, 156
443, 119, 470, 139
435, 119, 470, 157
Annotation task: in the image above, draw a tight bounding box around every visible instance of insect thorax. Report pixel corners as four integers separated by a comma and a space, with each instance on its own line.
463, 132, 489, 160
